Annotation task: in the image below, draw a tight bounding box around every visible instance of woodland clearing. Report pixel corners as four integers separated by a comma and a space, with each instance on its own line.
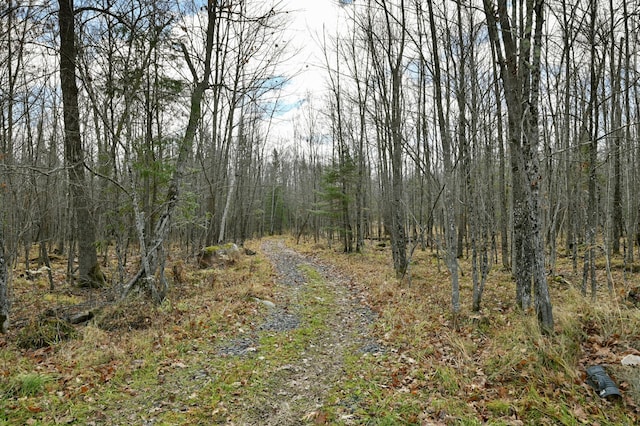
1, 237, 640, 425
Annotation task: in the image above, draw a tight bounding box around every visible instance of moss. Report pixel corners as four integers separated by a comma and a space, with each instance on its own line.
203, 245, 220, 255
77, 264, 106, 288
43, 293, 82, 305
203, 243, 237, 255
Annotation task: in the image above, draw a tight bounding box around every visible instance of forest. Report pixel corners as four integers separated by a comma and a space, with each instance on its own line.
1, 0, 640, 423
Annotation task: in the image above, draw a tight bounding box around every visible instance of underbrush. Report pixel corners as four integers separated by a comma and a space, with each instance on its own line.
1, 236, 639, 424
295, 236, 640, 424
0, 240, 276, 425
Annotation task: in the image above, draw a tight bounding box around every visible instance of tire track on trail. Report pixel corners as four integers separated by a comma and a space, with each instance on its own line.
228, 239, 383, 425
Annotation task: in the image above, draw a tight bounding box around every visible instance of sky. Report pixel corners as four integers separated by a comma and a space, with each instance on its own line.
12, 0, 352, 156
263, 0, 354, 147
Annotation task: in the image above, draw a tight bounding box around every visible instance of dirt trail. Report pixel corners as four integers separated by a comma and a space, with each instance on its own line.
226, 240, 382, 425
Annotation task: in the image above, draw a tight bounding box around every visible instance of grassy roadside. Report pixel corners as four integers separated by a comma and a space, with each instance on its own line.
1, 236, 639, 425
0, 239, 343, 425
293, 237, 640, 425
0, 243, 279, 425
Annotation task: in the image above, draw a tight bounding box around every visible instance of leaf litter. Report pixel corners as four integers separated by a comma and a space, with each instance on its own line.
2, 238, 640, 424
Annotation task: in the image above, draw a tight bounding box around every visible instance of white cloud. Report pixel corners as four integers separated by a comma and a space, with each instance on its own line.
264, 0, 354, 145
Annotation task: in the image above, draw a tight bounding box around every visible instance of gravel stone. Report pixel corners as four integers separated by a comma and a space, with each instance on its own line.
219, 239, 386, 425
218, 336, 258, 356
259, 309, 300, 332
359, 339, 386, 355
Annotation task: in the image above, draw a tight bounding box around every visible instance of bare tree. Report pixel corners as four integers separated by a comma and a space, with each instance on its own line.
579, 0, 605, 299
363, 0, 408, 276
425, 0, 460, 321
608, 0, 624, 256
483, 0, 554, 332
0, 228, 8, 333
58, 0, 105, 287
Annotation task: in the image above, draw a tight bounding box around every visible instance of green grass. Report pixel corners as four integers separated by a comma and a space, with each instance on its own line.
2, 237, 640, 425
486, 399, 512, 416
293, 237, 640, 425
13, 373, 52, 397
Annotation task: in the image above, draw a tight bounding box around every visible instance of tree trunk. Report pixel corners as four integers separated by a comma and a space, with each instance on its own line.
122, 1, 218, 302
581, 0, 603, 300
388, 3, 408, 277
525, 0, 553, 328
58, 0, 104, 288
609, 29, 623, 255
491, 47, 510, 270
483, 0, 553, 332
0, 233, 8, 333
427, 0, 460, 320
390, 64, 407, 275
219, 164, 236, 243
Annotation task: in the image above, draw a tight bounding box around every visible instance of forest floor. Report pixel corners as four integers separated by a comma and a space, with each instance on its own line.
1, 236, 640, 425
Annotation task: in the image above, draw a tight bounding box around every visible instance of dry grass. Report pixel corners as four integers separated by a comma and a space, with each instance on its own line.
294, 236, 640, 424
0, 240, 276, 425
1, 236, 639, 424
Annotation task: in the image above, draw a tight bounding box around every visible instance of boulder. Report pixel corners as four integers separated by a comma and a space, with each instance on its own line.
197, 243, 241, 269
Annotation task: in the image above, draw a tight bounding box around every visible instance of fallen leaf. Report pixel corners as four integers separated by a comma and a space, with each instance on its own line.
54, 415, 76, 424
572, 405, 589, 422
314, 411, 328, 424
302, 411, 318, 421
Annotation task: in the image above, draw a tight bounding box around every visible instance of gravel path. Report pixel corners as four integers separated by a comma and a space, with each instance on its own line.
226, 239, 383, 425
